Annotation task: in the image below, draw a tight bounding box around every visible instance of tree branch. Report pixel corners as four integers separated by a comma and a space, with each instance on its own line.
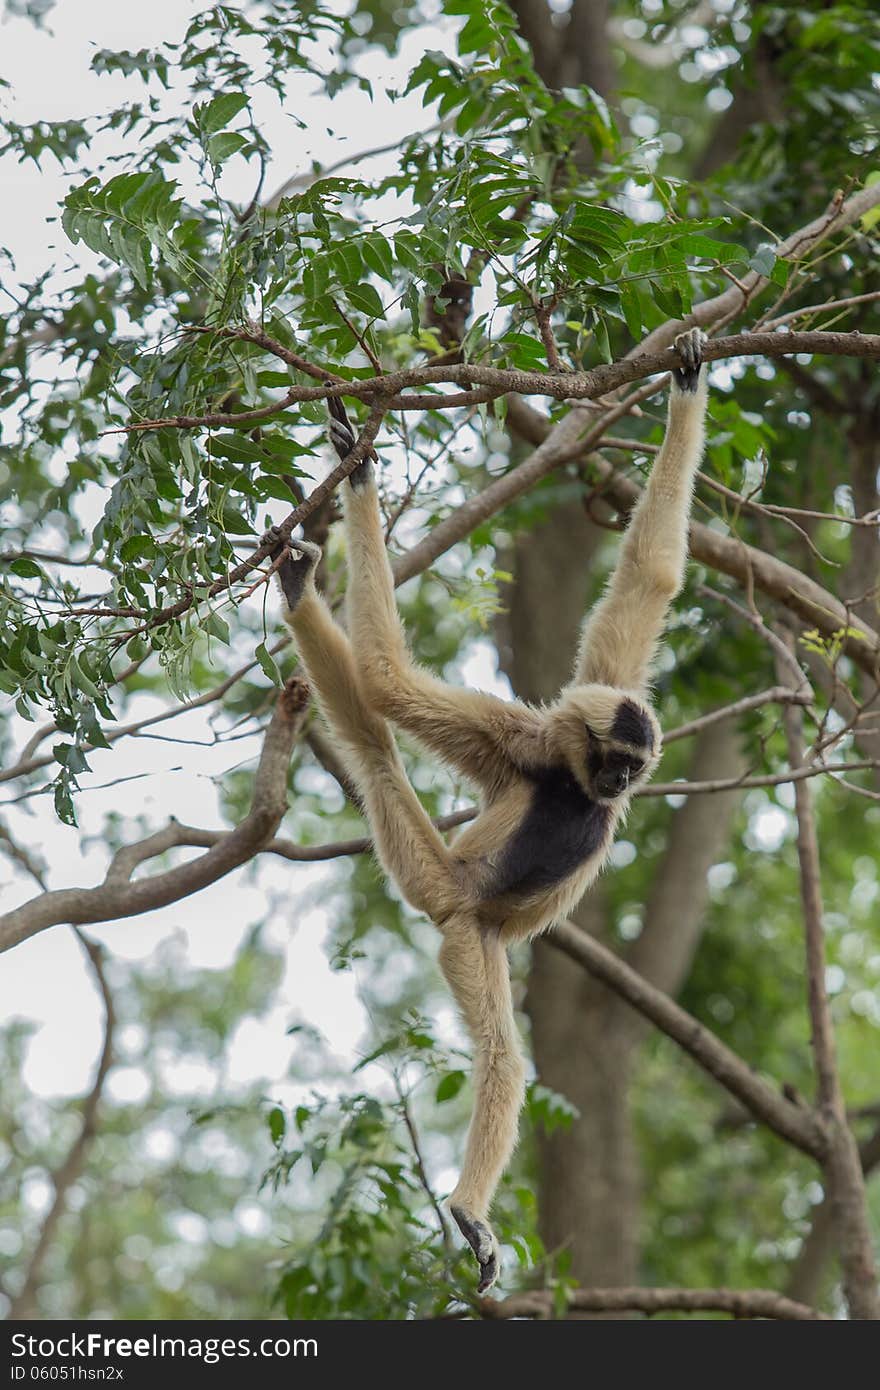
777, 641, 880, 1319
0, 678, 310, 955
478, 1285, 828, 1320
128, 403, 388, 640
661, 687, 812, 745
405, 393, 880, 677
113, 330, 880, 430
638, 758, 880, 798
786, 1126, 880, 1309
547, 919, 825, 1159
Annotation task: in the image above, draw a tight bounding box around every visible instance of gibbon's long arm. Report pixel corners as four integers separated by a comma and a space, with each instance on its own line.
329, 417, 544, 795
574, 328, 709, 694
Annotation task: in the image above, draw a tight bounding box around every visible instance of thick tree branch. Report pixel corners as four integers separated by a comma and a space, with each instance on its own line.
787, 1127, 880, 1309
478, 1285, 828, 1320
115, 330, 880, 430
0, 678, 310, 955
547, 919, 825, 1159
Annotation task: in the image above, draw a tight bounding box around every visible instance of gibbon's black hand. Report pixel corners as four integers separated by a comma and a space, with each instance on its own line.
262, 344, 710, 1291
671, 325, 706, 393
260, 526, 321, 614
325, 385, 376, 490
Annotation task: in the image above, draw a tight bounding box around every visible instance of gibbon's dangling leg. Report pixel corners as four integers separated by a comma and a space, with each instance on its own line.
439, 915, 526, 1294
262, 530, 459, 923
322, 408, 530, 1291
573, 326, 709, 694
266, 526, 523, 1290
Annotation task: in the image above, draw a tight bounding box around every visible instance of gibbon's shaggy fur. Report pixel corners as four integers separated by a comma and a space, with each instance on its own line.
264, 328, 709, 1292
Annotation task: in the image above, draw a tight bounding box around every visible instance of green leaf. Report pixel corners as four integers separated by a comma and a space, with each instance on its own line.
361, 234, 394, 282
8, 557, 43, 579
207, 433, 267, 463
207, 131, 247, 166
268, 1106, 286, 1147
197, 92, 250, 135
119, 535, 157, 564
346, 282, 385, 320
220, 507, 253, 536
677, 233, 743, 263
592, 314, 611, 363
53, 742, 90, 774
403, 281, 421, 334
202, 611, 230, 645
435, 1070, 467, 1103
748, 244, 777, 279
255, 641, 282, 686
620, 283, 644, 342
860, 173, 880, 230
53, 779, 77, 827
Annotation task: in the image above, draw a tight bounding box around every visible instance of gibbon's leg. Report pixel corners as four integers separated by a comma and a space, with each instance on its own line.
574, 327, 709, 693
328, 412, 543, 786
265, 533, 458, 922
269, 534, 524, 1290
439, 915, 527, 1294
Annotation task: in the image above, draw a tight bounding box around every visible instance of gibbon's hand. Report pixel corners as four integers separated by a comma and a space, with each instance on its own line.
671, 326, 707, 393
260, 525, 321, 614
326, 387, 376, 490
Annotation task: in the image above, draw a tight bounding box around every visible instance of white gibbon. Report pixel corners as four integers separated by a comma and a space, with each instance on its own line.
263, 328, 709, 1292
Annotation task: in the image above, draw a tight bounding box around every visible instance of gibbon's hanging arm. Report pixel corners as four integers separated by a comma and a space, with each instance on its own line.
261, 330, 709, 1293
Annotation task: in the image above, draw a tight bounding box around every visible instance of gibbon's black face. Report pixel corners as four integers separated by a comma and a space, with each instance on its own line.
585, 697, 657, 802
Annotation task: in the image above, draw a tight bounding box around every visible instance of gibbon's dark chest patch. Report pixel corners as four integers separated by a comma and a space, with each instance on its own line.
486, 766, 611, 901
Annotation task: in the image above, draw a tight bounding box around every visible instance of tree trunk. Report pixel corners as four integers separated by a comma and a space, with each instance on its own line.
527, 911, 640, 1285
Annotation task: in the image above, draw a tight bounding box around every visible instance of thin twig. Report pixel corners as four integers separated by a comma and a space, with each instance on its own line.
396, 1081, 453, 1251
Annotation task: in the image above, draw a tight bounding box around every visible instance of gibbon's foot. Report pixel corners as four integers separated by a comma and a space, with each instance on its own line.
260, 528, 321, 613
260, 523, 288, 561
450, 1205, 499, 1294
672, 326, 706, 393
